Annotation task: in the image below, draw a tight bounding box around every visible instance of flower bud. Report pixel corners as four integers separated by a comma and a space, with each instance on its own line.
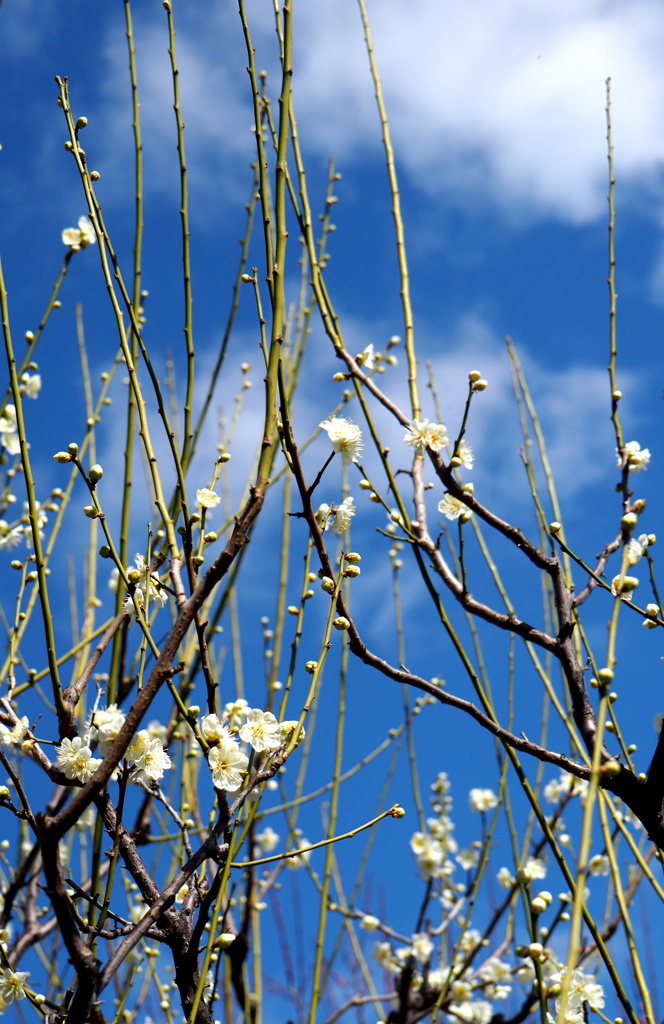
472, 379, 488, 391
10, 561, 22, 570
305, 660, 318, 674
83, 505, 99, 518
345, 551, 361, 563
600, 759, 621, 778
99, 545, 111, 559
287, 605, 299, 615
25, 330, 35, 341
75, 116, 88, 129
90, 170, 101, 181
204, 531, 217, 544
390, 804, 405, 818
643, 618, 659, 629
612, 390, 622, 401
53, 451, 72, 463
89, 463, 103, 482
621, 512, 637, 531
344, 565, 361, 578
320, 576, 335, 593
597, 667, 614, 684
67, 442, 79, 456
468, 370, 482, 382
333, 616, 350, 630
549, 521, 561, 534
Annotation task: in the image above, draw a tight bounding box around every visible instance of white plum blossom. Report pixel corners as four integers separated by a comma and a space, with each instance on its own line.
496, 866, 515, 889
92, 705, 126, 756
123, 553, 169, 615
360, 914, 380, 932
455, 440, 474, 469
329, 496, 356, 535
618, 441, 650, 472
285, 837, 312, 870
519, 856, 547, 881
56, 736, 102, 783
239, 709, 281, 752
469, 788, 498, 812
196, 487, 220, 509
255, 826, 279, 853
457, 848, 480, 871
543, 772, 588, 803
319, 416, 363, 465
356, 344, 375, 370
588, 854, 610, 876
19, 373, 41, 399
410, 932, 433, 964
208, 736, 249, 791
0, 405, 20, 456
0, 520, 24, 550
404, 418, 448, 455
201, 713, 228, 743
626, 534, 650, 567
0, 717, 29, 748
126, 730, 171, 786
549, 967, 604, 1023
439, 494, 472, 521
0, 968, 29, 1004
62, 216, 96, 251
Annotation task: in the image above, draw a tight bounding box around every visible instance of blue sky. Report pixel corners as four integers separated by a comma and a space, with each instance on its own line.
2, 0, 664, 1018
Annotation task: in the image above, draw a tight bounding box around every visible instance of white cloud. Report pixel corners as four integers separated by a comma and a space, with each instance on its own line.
90, 0, 664, 227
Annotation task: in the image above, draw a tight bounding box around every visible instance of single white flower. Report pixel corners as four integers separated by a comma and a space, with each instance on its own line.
356, 344, 375, 370
285, 837, 311, 870
0, 521, 24, 549
550, 967, 604, 1013
618, 441, 650, 471
0, 717, 29, 748
256, 826, 280, 852
329, 496, 356, 535
439, 494, 472, 521
469, 788, 498, 812
208, 737, 249, 791
411, 932, 433, 964
319, 416, 363, 465
457, 848, 480, 871
610, 574, 639, 598
0, 405, 20, 456
0, 968, 29, 1004
196, 487, 220, 509
360, 914, 380, 932
239, 709, 281, 752
56, 736, 102, 783
62, 216, 96, 251
496, 866, 515, 889
588, 853, 610, 876
201, 713, 230, 743
279, 720, 304, 746
404, 418, 448, 455
519, 855, 546, 881
455, 440, 474, 469
626, 533, 649, 567
19, 373, 41, 399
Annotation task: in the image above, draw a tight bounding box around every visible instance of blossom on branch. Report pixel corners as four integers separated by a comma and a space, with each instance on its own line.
126, 730, 171, 785
0, 405, 20, 456
404, 418, 448, 455
439, 494, 472, 521
329, 496, 355, 535
56, 736, 102, 783
62, 216, 96, 251
196, 487, 220, 509
239, 709, 281, 752
208, 736, 249, 792
319, 416, 363, 465
0, 968, 29, 1004
618, 441, 650, 471
469, 788, 498, 812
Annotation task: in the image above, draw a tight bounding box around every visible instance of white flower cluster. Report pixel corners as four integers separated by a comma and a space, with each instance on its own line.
201, 701, 302, 793
0, 489, 53, 552
404, 418, 448, 456
56, 709, 171, 787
